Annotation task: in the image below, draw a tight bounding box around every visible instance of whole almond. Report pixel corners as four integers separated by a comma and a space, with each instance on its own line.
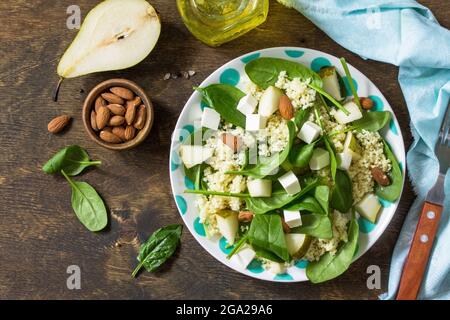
108, 115, 125, 127
96, 106, 110, 130
127, 96, 142, 109
133, 105, 147, 129
95, 96, 107, 112
279, 95, 294, 120
124, 125, 136, 141
103, 126, 113, 133
110, 87, 134, 100
282, 219, 291, 234
47, 115, 71, 133
125, 103, 137, 125
371, 167, 391, 186
100, 130, 122, 144
90, 110, 98, 131
107, 104, 126, 116
238, 211, 254, 222
221, 133, 241, 153
360, 97, 374, 110
101, 92, 124, 105
112, 126, 126, 141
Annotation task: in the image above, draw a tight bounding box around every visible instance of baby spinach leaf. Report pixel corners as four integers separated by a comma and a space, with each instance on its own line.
197, 84, 246, 128
293, 107, 311, 130
246, 178, 319, 214
291, 213, 333, 239
314, 185, 330, 215
351, 111, 391, 132
289, 142, 316, 169
43, 145, 101, 176
227, 121, 296, 178
252, 245, 284, 263
340, 57, 362, 110
306, 214, 359, 283
245, 57, 322, 89
132, 224, 183, 278
324, 136, 337, 181
248, 214, 289, 262
284, 196, 324, 215
375, 140, 403, 202
330, 170, 353, 213
61, 170, 107, 232
226, 234, 248, 259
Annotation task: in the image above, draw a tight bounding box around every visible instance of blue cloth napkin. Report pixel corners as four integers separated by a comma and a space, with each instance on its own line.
278, 0, 450, 299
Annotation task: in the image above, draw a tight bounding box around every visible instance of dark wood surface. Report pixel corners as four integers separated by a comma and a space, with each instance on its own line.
0, 0, 448, 300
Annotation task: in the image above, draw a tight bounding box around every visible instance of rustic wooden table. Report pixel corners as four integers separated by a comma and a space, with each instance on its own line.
1, 0, 448, 300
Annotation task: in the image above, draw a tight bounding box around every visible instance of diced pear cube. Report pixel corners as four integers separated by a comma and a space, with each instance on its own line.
245, 114, 267, 131
234, 244, 256, 268
333, 101, 363, 124
201, 107, 221, 130
343, 132, 362, 161
297, 121, 322, 144
355, 193, 382, 223
283, 210, 302, 228
337, 152, 353, 171
216, 210, 239, 245
319, 66, 343, 101
278, 171, 301, 195
179, 145, 213, 169
258, 86, 283, 117
309, 148, 330, 170
247, 179, 272, 197
237, 94, 258, 115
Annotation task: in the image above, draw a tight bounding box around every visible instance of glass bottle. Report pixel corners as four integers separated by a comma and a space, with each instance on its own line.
177, 0, 269, 47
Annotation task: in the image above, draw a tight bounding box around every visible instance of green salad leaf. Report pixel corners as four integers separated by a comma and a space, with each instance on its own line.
43, 145, 101, 176
289, 142, 316, 169
340, 57, 362, 110
351, 111, 392, 132
375, 139, 403, 202
197, 84, 246, 128
324, 136, 337, 181
330, 170, 353, 213
293, 107, 311, 130
284, 196, 324, 214
245, 57, 322, 89
291, 213, 333, 239
314, 185, 330, 215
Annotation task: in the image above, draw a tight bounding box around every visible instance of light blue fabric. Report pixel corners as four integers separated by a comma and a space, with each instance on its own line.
278, 0, 450, 299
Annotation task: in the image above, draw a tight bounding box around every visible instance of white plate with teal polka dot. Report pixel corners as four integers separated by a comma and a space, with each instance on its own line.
169, 47, 406, 282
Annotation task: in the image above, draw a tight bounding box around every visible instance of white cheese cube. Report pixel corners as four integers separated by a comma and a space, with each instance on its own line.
258, 86, 283, 117
337, 152, 353, 171
234, 244, 256, 268
283, 210, 302, 228
237, 94, 258, 115
179, 145, 213, 169
278, 171, 301, 195
245, 114, 267, 131
247, 179, 272, 197
201, 107, 220, 130
333, 101, 363, 124
297, 121, 322, 144
309, 148, 330, 170
355, 193, 382, 223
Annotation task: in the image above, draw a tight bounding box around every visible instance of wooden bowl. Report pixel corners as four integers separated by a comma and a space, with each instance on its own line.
82, 79, 153, 150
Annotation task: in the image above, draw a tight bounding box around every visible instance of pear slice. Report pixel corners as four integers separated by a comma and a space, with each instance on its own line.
55, 0, 161, 98
285, 233, 311, 259
216, 210, 239, 245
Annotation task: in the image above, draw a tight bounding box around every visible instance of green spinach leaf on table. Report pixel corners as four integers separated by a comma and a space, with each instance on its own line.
375, 139, 403, 202
330, 170, 353, 213
132, 224, 183, 277
43, 145, 101, 176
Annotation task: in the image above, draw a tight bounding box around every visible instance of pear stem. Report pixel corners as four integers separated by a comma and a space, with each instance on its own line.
53, 77, 64, 102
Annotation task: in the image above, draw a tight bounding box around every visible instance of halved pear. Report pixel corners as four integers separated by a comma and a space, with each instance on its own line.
216, 210, 239, 245
57, 0, 161, 80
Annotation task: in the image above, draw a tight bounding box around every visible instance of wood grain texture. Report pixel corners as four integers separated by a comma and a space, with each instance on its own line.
0, 0, 448, 300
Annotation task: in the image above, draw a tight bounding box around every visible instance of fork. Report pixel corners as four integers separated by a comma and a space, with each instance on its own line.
396, 103, 450, 300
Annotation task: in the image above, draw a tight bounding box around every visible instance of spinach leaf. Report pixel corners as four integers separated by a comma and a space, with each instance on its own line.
314, 185, 330, 215
248, 214, 289, 262
291, 213, 333, 239
375, 140, 403, 202
351, 111, 391, 132
324, 136, 337, 181
61, 170, 107, 232
197, 84, 246, 128
131, 224, 183, 277
245, 57, 322, 89
293, 107, 311, 130
284, 196, 324, 215
43, 145, 101, 176
185, 189, 249, 198
330, 170, 353, 213
227, 121, 296, 178
246, 178, 319, 214
252, 245, 284, 263
227, 234, 248, 259
289, 142, 316, 168
306, 214, 359, 283
340, 57, 362, 110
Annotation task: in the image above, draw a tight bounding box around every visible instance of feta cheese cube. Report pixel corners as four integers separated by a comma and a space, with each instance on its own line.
278, 171, 301, 195
333, 101, 363, 124
245, 114, 267, 131
237, 94, 258, 115
234, 245, 256, 268
309, 148, 330, 170
201, 107, 220, 130
283, 210, 302, 228
297, 121, 322, 144
258, 86, 283, 117
247, 179, 272, 197
179, 145, 213, 169
337, 152, 353, 171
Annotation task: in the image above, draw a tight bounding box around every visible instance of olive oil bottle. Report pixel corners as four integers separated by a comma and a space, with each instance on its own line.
177, 0, 269, 46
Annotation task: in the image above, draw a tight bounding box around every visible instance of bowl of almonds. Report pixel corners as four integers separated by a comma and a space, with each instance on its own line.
82, 79, 153, 150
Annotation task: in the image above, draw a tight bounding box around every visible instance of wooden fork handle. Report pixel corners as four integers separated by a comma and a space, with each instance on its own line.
396, 202, 443, 300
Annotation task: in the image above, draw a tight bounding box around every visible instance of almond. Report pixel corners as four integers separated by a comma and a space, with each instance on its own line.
110, 87, 134, 100
127, 96, 142, 109
133, 105, 147, 129
125, 103, 137, 125
282, 219, 291, 234
103, 126, 113, 133
108, 115, 125, 127
279, 95, 294, 120
238, 211, 254, 222
101, 92, 124, 105
47, 115, 71, 133
124, 125, 136, 141
371, 167, 391, 186
221, 133, 241, 153
90, 111, 98, 131
99, 130, 122, 144
360, 97, 374, 110
96, 106, 110, 130
112, 126, 126, 141
95, 96, 107, 112
107, 104, 126, 116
